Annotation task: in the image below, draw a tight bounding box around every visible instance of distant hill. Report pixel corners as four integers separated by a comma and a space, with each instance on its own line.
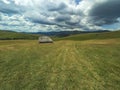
58, 30, 120, 41
0, 30, 119, 40
0, 30, 40, 40
29, 30, 110, 37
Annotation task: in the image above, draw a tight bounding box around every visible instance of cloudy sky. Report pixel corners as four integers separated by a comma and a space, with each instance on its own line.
0, 0, 120, 32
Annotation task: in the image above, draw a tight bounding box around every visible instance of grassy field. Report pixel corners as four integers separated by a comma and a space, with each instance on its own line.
0, 38, 120, 90
0, 30, 39, 40
56, 31, 120, 41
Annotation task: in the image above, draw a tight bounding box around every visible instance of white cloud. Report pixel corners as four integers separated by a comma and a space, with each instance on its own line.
0, 0, 120, 32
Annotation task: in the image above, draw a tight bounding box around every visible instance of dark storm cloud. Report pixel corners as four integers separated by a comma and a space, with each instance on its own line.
47, 2, 67, 11
47, 1, 83, 15
28, 17, 54, 25
58, 8, 82, 15
89, 0, 120, 25
0, 15, 2, 21
55, 15, 71, 22
75, 0, 80, 5
0, 23, 9, 26
0, 1, 24, 14
65, 21, 79, 26
0, 7, 19, 14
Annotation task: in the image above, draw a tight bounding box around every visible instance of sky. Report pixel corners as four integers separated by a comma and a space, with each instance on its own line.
0, 0, 120, 32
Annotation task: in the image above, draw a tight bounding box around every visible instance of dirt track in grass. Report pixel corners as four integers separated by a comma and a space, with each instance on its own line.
0, 39, 120, 90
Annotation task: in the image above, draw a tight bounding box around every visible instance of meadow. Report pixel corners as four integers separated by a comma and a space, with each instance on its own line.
0, 37, 120, 90
0, 30, 39, 40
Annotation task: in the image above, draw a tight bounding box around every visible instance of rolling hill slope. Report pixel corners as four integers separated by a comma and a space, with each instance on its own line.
0, 30, 40, 40
58, 30, 120, 41
0, 30, 120, 41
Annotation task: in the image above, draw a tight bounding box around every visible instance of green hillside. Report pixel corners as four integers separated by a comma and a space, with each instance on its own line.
1, 30, 120, 41
0, 30, 40, 40
58, 31, 120, 41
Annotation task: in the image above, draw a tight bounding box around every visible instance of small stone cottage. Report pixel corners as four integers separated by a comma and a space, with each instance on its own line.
38, 36, 53, 43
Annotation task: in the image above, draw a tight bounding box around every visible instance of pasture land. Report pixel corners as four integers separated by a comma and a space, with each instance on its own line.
0, 30, 39, 40
0, 39, 120, 90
